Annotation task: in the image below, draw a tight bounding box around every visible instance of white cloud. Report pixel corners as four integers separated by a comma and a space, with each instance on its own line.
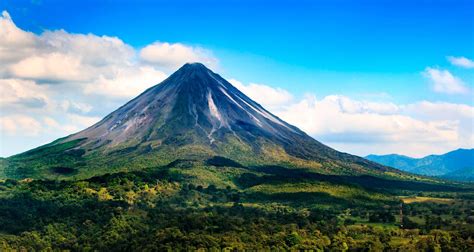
447, 56, 474, 69
274, 95, 473, 157
0, 78, 50, 110
43, 117, 60, 128
61, 100, 93, 114
39, 30, 135, 67
229, 80, 473, 157
228, 79, 293, 109
404, 101, 474, 121
84, 66, 167, 98
324, 95, 399, 115
0, 11, 137, 83
0, 10, 158, 89
0, 10, 214, 98
423, 67, 469, 94
40, 114, 100, 135
0, 115, 42, 136
0, 113, 101, 140
8, 53, 88, 82
276, 95, 455, 141
66, 114, 101, 128
139, 41, 218, 69
0, 11, 37, 65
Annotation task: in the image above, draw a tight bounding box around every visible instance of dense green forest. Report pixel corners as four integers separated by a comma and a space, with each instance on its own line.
1, 163, 473, 251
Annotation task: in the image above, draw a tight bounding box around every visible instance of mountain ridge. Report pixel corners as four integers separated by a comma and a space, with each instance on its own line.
366, 148, 474, 181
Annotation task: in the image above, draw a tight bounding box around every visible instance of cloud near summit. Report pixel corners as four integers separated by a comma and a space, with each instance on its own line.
139, 42, 218, 69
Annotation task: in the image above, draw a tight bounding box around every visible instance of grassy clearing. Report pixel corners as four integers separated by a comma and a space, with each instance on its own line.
248, 182, 394, 201
401, 196, 454, 204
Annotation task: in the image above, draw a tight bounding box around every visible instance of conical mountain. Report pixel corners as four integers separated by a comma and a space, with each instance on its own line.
2, 63, 393, 179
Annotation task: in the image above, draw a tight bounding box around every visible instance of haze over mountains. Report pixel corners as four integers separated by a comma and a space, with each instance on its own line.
366, 149, 474, 181
1, 63, 398, 180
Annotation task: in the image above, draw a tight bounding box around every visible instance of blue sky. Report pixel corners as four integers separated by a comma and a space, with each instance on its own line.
0, 0, 473, 157
4, 0, 474, 103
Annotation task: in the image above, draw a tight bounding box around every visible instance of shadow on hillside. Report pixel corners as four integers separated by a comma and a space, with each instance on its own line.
246, 191, 350, 206
236, 165, 468, 193
201, 156, 468, 193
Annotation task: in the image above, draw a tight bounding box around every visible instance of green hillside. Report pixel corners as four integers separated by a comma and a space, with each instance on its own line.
1, 161, 473, 250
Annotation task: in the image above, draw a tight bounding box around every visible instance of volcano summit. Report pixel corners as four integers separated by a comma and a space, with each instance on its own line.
2, 63, 394, 179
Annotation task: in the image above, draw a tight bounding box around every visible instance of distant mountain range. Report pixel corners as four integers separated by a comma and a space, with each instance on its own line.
366, 149, 474, 181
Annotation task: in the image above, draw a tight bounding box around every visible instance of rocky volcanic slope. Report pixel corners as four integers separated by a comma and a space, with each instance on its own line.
2, 63, 401, 180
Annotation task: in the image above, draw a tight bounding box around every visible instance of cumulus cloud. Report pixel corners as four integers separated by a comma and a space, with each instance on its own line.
404, 101, 474, 121
0, 78, 50, 110
228, 79, 294, 109
0, 115, 42, 136
422, 67, 469, 94
447, 56, 474, 69
61, 100, 93, 114
84, 66, 167, 98
232, 81, 473, 157
8, 53, 88, 82
65, 114, 101, 129
0, 114, 100, 139
0, 11, 37, 64
0, 11, 159, 95
276, 95, 459, 141
0, 10, 216, 96
139, 41, 218, 69
278, 95, 473, 157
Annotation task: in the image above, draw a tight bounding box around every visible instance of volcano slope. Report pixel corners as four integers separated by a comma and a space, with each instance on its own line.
3, 62, 403, 180
0, 63, 473, 250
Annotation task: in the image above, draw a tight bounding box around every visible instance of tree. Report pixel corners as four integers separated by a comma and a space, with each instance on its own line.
330, 233, 349, 252
285, 231, 303, 247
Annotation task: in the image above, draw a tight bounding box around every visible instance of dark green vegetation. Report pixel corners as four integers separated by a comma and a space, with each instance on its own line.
366, 149, 474, 181
1, 160, 473, 251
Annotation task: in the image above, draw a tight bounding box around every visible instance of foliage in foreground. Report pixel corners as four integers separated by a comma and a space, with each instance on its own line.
0, 166, 473, 251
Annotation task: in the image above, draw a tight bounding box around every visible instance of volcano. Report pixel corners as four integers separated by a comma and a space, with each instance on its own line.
1, 63, 394, 179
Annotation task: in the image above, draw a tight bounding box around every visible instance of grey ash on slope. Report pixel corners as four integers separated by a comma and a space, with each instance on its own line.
4, 63, 393, 179
69, 63, 301, 148
66, 63, 340, 160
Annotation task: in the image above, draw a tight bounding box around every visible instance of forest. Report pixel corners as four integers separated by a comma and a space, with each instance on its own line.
1, 165, 473, 251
